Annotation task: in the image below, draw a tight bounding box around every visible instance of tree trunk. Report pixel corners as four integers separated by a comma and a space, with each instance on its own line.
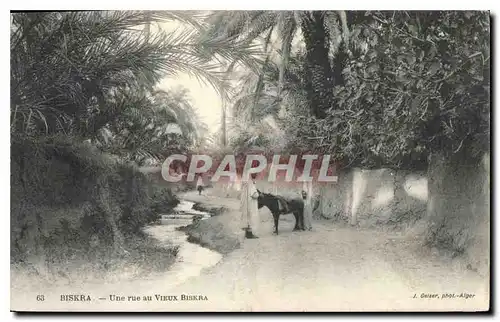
425, 151, 489, 274
300, 11, 335, 119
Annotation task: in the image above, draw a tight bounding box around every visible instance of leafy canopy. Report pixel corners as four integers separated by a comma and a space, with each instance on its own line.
11, 11, 262, 139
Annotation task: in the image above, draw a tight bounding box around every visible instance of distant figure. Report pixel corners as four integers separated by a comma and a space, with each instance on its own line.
196, 176, 204, 195
240, 173, 259, 239
302, 180, 313, 231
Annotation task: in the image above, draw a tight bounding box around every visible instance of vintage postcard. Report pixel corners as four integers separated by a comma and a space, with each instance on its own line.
10, 10, 490, 312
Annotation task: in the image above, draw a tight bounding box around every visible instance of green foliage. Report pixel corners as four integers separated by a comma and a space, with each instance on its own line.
9, 10, 266, 283
204, 11, 350, 118
97, 87, 208, 165
111, 165, 180, 234
11, 11, 163, 137
10, 134, 112, 207
231, 61, 284, 123
10, 11, 261, 139
229, 130, 271, 153
226, 51, 312, 154
11, 135, 180, 261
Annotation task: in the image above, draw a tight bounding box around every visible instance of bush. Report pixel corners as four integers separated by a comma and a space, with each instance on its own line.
11, 135, 180, 283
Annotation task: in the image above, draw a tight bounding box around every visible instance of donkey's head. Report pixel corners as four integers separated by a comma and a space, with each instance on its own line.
256, 190, 280, 211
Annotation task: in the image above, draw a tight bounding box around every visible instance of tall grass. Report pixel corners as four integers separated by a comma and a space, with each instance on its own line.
11, 134, 180, 286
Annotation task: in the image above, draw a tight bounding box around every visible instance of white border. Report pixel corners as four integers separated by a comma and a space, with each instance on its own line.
4, 1, 496, 10
2, 2, 497, 321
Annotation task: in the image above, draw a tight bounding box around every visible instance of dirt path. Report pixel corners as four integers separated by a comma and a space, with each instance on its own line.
162, 189, 490, 311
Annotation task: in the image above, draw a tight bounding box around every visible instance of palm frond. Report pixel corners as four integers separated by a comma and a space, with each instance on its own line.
276, 11, 298, 96
203, 11, 254, 38
150, 10, 206, 30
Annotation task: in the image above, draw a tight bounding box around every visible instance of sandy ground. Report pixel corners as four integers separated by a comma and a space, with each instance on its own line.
11, 189, 489, 312
163, 189, 490, 312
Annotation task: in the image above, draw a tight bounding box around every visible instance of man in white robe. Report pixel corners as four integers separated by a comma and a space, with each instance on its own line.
240, 174, 260, 239
302, 179, 314, 231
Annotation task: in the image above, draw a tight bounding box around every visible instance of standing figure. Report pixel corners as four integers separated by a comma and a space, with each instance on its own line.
302, 179, 314, 231
240, 173, 260, 239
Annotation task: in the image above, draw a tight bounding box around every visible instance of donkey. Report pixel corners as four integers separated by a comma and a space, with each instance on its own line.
256, 190, 305, 235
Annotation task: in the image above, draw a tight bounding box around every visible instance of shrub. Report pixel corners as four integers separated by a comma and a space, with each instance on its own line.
11, 135, 180, 284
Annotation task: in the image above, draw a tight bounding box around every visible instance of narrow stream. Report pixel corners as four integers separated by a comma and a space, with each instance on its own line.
11, 200, 224, 310
141, 200, 223, 289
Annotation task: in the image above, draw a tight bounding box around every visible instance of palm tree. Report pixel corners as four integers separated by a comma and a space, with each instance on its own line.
226, 50, 312, 152
10, 11, 263, 139
202, 10, 352, 119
